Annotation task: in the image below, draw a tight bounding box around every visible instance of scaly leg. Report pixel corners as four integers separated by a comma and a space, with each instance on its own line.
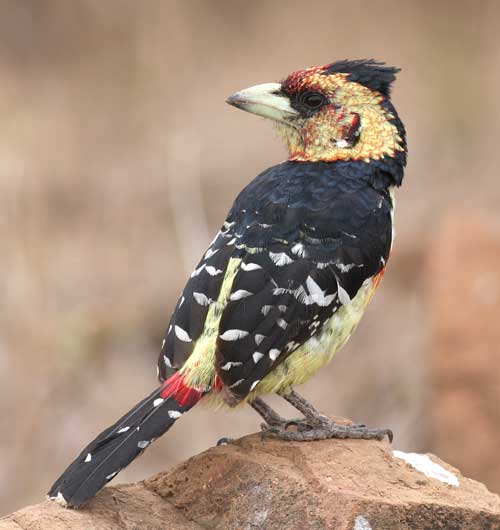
262, 389, 393, 442
250, 397, 308, 431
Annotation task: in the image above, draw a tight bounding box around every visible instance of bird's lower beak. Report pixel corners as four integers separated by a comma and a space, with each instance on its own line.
226, 82, 298, 122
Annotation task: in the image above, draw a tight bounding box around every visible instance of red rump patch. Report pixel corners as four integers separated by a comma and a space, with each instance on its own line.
160, 372, 204, 407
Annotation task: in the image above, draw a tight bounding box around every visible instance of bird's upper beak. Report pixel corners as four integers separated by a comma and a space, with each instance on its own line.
226, 82, 298, 122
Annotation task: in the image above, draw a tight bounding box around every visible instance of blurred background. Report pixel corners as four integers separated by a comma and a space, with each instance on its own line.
1, 0, 500, 515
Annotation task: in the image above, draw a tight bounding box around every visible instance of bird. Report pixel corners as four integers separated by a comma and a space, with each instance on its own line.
48, 59, 407, 508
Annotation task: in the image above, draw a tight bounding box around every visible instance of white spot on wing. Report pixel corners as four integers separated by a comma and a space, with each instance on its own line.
241, 262, 262, 271
117, 426, 130, 434
229, 379, 244, 389
161, 338, 165, 349
277, 318, 288, 329
191, 264, 205, 277
229, 289, 253, 301
163, 355, 172, 368
221, 361, 243, 370
205, 266, 223, 276
291, 243, 307, 258
337, 283, 351, 306
269, 349, 280, 361
269, 251, 293, 266
204, 247, 219, 259
220, 329, 249, 341
175, 325, 192, 342
393, 450, 459, 486
193, 292, 212, 306
261, 305, 272, 316
168, 410, 182, 419
255, 334, 266, 345
335, 262, 357, 273
252, 352, 264, 363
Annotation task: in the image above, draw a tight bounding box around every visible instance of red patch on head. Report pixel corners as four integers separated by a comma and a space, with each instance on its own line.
281, 65, 325, 94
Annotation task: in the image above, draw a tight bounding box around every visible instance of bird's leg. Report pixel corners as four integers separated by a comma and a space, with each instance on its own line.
250, 397, 307, 432
262, 389, 393, 443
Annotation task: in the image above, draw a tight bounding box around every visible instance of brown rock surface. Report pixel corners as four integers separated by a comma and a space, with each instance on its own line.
425, 214, 500, 491
2, 434, 499, 530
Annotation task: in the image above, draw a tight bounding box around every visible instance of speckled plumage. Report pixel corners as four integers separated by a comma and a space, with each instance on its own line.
159, 159, 397, 403
49, 59, 407, 508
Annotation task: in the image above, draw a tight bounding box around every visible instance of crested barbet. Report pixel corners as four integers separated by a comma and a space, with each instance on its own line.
49, 59, 407, 507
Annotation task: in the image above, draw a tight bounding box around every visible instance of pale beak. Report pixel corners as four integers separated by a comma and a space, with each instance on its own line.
226, 82, 299, 122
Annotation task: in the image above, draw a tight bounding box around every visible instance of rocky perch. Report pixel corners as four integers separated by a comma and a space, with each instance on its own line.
1, 433, 499, 530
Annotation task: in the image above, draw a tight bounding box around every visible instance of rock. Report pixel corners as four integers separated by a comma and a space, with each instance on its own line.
425, 214, 500, 492
1, 433, 499, 530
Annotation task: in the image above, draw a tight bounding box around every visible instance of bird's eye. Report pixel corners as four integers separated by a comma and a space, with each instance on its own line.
302, 92, 327, 109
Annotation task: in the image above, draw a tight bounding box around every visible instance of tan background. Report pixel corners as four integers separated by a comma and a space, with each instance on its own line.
1, 0, 500, 515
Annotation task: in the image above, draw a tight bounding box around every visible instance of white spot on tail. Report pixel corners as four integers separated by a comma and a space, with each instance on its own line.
277, 318, 288, 329
106, 471, 118, 480
250, 380, 260, 391
161, 338, 166, 349
84, 453, 92, 463
220, 329, 249, 341
168, 410, 182, 419
50, 491, 68, 507
153, 398, 164, 407
175, 325, 192, 343
393, 450, 459, 486
137, 440, 150, 449
230, 289, 253, 301
252, 352, 264, 363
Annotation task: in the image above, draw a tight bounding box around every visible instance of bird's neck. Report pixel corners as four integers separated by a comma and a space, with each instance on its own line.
278, 101, 406, 166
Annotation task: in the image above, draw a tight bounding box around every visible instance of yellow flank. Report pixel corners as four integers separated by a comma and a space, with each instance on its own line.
180, 257, 241, 389
276, 73, 404, 163
205, 275, 380, 410
247, 277, 377, 399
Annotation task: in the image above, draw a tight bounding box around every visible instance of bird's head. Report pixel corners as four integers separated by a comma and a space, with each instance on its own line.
227, 59, 406, 166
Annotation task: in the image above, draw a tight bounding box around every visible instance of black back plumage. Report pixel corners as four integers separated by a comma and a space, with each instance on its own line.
158, 159, 397, 400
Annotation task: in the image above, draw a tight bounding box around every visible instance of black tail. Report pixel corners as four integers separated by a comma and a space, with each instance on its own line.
48, 375, 203, 507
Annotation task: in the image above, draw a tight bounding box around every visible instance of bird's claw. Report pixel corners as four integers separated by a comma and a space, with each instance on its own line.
261, 419, 393, 443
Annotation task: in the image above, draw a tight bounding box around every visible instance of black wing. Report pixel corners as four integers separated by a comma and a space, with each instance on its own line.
159, 160, 394, 401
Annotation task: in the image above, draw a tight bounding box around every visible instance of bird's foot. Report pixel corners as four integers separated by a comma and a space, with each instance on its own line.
261, 417, 393, 443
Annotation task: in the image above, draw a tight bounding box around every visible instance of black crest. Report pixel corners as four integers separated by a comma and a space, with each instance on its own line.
324, 59, 401, 97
